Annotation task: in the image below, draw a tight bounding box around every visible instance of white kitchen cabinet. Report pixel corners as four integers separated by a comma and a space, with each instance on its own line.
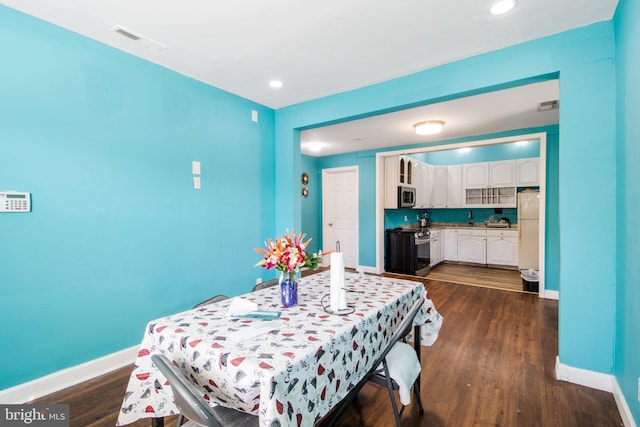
430, 230, 442, 267
430, 166, 448, 207
385, 155, 420, 208
457, 230, 487, 264
384, 155, 399, 208
465, 160, 516, 188
443, 229, 458, 261
517, 157, 540, 187
489, 160, 517, 187
486, 230, 519, 266
414, 161, 433, 209
399, 155, 413, 186
447, 165, 463, 207
463, 162, 489, 188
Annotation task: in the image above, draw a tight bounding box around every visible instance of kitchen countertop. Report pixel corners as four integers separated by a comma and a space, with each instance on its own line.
397, 222, 518, 231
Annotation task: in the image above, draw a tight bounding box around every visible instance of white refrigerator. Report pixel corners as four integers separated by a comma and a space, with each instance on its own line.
518, 191, 540, 270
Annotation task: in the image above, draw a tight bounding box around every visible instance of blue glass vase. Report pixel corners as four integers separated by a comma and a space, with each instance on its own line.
279, 271, 299, 307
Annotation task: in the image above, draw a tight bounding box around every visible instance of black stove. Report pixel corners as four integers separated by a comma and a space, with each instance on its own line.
385, 228, 431, 277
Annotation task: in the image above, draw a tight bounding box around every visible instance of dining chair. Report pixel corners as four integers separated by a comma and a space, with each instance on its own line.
324, 298, 425, 427
368, 298, 425, 426
171, 294, 230, 426
151, 354, 258, 427
252, 278, 279, 292
193, 294, 229, 308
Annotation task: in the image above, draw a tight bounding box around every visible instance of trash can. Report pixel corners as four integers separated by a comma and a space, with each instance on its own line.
520, 269, 539, 292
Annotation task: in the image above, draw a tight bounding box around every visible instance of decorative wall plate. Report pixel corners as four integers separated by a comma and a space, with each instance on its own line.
301, 172, 309, 185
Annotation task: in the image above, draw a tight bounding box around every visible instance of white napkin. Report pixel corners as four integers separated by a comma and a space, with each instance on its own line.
330, 252, 347, 311
381, 342, 421, 405
226, 297, 259, 317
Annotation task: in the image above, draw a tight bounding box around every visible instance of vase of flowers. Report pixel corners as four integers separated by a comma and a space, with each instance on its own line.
255, 230, 330, 307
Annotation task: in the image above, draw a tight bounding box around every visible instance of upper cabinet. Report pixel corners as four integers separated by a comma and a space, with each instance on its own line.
463, 162, 490, 188
430, 166, 448, 208
386, 155, 539, 210
463, 160, 518, 207
385, 155, 417, 208
517, 157, 540, 187
447, 165, 463, 208
414, 162, 433, 209
384, 156, 399, 208
398, 156, 413, 186
489, 160, 517, 187
464, 160, 516, 188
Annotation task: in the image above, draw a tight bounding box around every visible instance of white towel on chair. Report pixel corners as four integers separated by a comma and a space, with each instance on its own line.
383, 342, 421, 406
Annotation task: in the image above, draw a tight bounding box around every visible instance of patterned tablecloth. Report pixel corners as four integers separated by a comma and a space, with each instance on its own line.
116, 272, 442, 427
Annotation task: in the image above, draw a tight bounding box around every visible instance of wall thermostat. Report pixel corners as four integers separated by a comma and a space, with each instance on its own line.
0, 191, 31, 212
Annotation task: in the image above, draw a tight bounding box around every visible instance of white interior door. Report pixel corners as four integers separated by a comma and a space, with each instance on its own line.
322, 167, 359, 269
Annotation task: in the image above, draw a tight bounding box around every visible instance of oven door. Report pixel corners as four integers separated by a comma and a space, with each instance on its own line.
415, 237, 431, 276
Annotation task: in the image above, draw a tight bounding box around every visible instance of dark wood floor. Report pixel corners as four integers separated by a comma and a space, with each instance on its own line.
28, 276, 623, 427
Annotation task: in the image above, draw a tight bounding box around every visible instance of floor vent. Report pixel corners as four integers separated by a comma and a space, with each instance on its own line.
537, 99, 559, 112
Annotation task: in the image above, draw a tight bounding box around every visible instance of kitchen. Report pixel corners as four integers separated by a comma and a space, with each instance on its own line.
383, 139, 542, 292
300, 80, 557, 298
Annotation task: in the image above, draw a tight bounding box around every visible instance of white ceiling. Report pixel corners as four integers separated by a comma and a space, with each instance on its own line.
1, 0, 617, 110
1, 1, 615, 157
300, 79, 559, 156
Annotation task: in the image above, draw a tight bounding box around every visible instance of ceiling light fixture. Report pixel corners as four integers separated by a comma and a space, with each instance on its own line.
489, 0, 516, 15
308, 142, 323, 152
269, 80, 284, 89
413, 120, 445, 135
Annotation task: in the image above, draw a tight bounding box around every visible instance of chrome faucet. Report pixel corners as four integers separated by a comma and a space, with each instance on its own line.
468, 210, 474, 226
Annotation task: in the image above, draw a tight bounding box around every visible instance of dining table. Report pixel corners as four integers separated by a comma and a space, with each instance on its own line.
116, 271, 443, 427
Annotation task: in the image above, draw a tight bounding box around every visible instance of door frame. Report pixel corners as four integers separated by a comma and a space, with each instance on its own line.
322, 166, 360, 269
375, 131, 551, 299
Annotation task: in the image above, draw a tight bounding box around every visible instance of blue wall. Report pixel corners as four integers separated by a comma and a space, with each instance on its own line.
614, 0, 640, 422
0, 6, 276, 389
279, 23, 616, 382
412, 139, 540, 164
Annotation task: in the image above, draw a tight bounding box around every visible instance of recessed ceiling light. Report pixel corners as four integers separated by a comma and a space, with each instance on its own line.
308, 142, 323, 152
269, 80, 284, 89
413, 120, 445, 135
489, 0, 516, 15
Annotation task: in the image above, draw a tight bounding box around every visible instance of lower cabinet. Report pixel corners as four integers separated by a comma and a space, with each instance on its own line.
457, 231, 487, 264
443, 229, 458, 261
440, 228, 519, 267
486, 230, 518, 266
430, 230, 442, 267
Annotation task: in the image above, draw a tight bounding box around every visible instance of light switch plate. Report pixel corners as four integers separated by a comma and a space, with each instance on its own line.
193, 176, 201, 189
251, 110, 258, 122
192, 161, 201, 175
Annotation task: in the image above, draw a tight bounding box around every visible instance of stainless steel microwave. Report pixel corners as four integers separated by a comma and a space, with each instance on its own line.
397, 186, 416, 208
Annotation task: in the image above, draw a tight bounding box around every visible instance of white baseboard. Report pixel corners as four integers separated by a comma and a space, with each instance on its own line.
0, 345, 138, 404
613, 377, 638, 427
556, 356, 637, 427
543, 289, 559, 300
555, 356, 614, 392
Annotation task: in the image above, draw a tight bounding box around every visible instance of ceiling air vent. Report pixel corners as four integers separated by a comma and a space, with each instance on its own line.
110, 25, 165, 52
112, 25, 141, 41
537, 99, 559, 112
